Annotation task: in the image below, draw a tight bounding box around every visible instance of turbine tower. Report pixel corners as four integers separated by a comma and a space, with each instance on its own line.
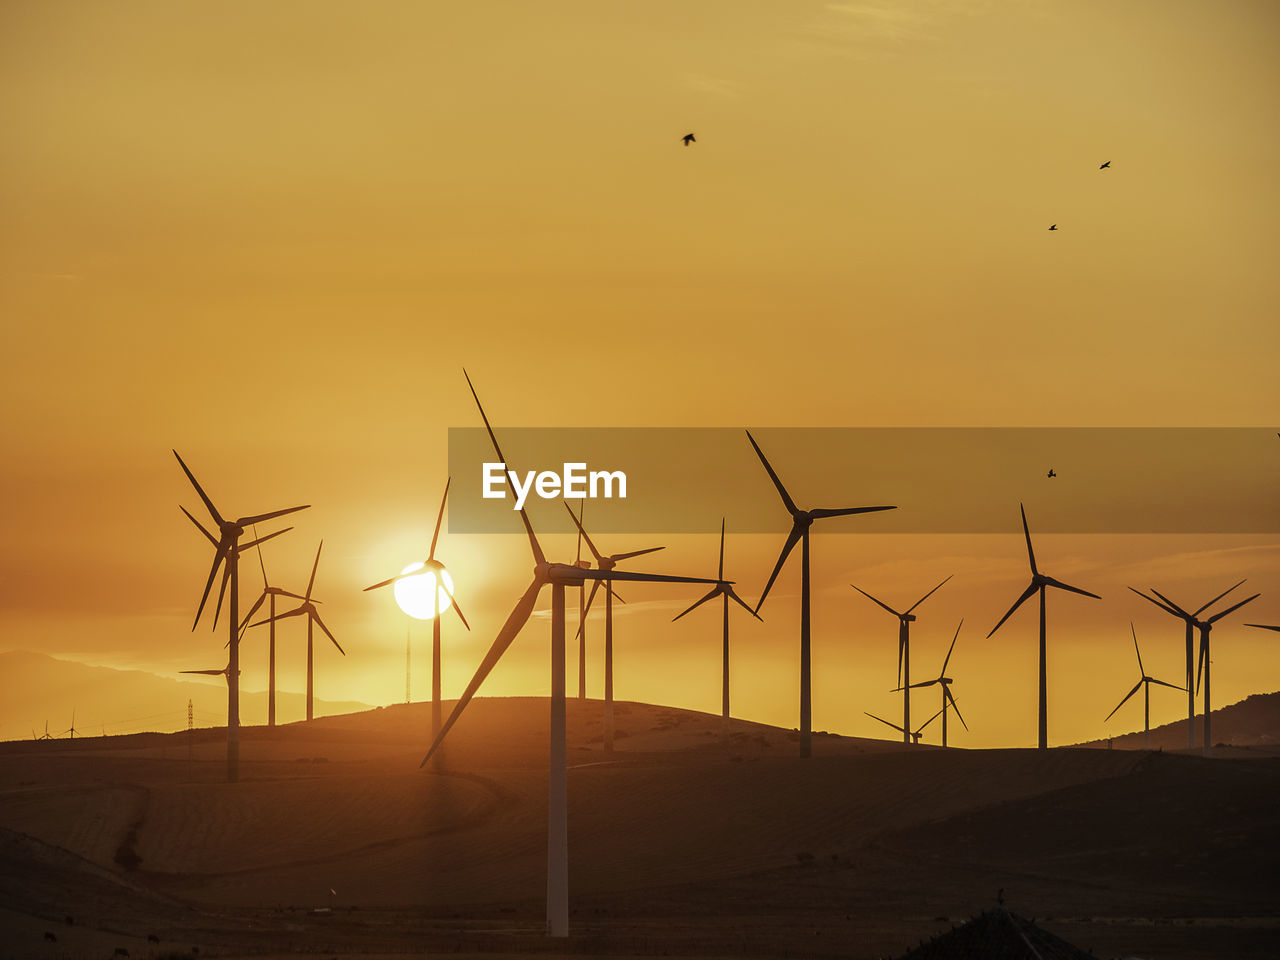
898, 619, 967, 747
250, 542, 345, 722
421, 370, 720, 938
364, 479, 470, 736
1104, 624, 1183, 749
1130, 580, 1249, 750
564, 502, 664, 751
175, 450, 308, 782
237, 534, 309, 727
851, 575, 951, 744
747, 430, 896, 758
671, 518, 762, 742
987, 503, 1100, 750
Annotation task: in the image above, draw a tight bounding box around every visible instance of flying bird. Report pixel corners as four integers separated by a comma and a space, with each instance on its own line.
682, 133, 696, 146
1099, 161, 1111, 169
1047, 469, 1056, 478
1048, 224, 1058, 231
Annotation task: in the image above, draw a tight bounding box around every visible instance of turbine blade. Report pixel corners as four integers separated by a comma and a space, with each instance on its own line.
364, 573, 399, 592
191, 548, 226, 630
1131, 623, 1144, 677
562, 500, 605, 564
311, 612, 345, 655
755, 523, 803, 614
940, 619, 963, 675
1129, 586, 1182, 618
240, 527, 292, 552
1149, 677, 1185, 692
864, 712, 905, 735
906, 574, 953, 614
1019, 502, 1038, 576
725, 586, 763, 621
744, 430, 798, 517
611, 546, 665, 562
305, 541, 323, 600
181, 669, 226, 676
429, 477, 450, 560
1193, 579, 1246, 617
248, 607, 306, 629
1206, 593, 1260, 623
421, 577, 544, 766
180, 506, 219, 547
582, 569, 723, 586
574, 499, 584, 565
1043, 575, 1101, 600
1104, 680, 1143, 722
447, 594, 471, 630
945, 687, 968, 731
1245, 623, 1280, 632
238, 504, 310, 526
238, 593, 267, 633
464, 369, 545, 566
255, 528, 268, 587
850, 583, 902, 619
808, 505, 897, 519
1149, 588, 1191, 618
987, 582, 1038, 638
173, 451, 223, 526
915, 707, 944, 733
210, 558, 232, 632
907, 679, 939, 689
672, 588, 718, 622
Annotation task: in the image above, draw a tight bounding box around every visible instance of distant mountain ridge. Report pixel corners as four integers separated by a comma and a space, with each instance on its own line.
1072, 690, 1280, 750
0, 650, 374, 741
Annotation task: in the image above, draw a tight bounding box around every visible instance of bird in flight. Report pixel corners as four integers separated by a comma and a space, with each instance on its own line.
1047, 469, 1057, 479
682, 133, 696, 146
1048, 224, 1058, 231
1099, 161, 1111, 169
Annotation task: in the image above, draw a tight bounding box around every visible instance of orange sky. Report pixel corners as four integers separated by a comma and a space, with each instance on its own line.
1, 1, 1277, 747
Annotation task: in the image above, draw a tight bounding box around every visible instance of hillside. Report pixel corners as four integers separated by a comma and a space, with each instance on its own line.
1072, 690, 1280, 751
0, 650, 372, 740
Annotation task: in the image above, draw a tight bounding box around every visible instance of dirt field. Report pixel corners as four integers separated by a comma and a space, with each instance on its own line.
2, 697, 1277, 959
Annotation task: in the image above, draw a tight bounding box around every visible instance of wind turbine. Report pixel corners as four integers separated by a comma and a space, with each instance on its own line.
987, 503, 1100, 750
864, 707, 944, 745
237, 533, 310, 727
747, 430, 897, 758
1245, 623, 1280, 633
1104, 624, 1183, 749
60, 709, 79, 740
564, 502, 664, 751
421, 370, 721, 938
250, 542, 345, 722
574, 500, 589, 701
851, 575, 952, 744
671, 518, 762, 742
364, 479, 470, 736
33, 721, 53, 741
897, 620, 967, 747
1129, 580, 1246, 750
175, 450, 308, 782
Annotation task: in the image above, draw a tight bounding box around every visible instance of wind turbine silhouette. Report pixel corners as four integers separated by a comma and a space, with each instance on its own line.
175, 450, 308, 782
865, 707, 943, 745
747, 430, 896, 758
237, 534, 310, 728
1245, 623, 1280, 633
250, 542, 345, 722
420, 370, 721, 938
851, 575, 952, 744
987, 504, 1100, 750
1104, 624, 1183, 749
1129, 580, 1246, 750
573, 500, 589, 701
60, 709, 80, 740
564, 502, 664, 751
364, 479, 470, 736
671, 518, 762, 742
33, 721, 53, 740
896, 620, 967, 747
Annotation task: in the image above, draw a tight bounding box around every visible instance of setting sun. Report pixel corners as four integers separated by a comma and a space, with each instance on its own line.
393, 561, 455, 621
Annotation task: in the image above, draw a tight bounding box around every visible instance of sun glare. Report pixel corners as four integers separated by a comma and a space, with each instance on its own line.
393, 562, 455, 621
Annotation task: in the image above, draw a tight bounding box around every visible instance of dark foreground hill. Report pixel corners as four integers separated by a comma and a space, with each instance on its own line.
1, 697, 1277, 960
